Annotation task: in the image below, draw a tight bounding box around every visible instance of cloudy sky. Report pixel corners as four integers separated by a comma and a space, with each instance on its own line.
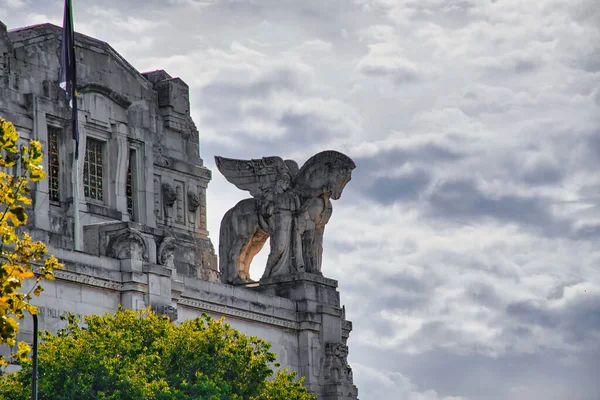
2, 0, 600, 399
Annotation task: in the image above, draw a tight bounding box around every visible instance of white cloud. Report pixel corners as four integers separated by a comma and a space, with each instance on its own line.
353, 363, 468, 400
87, 7, 166, 34
4, 0, 600, 399
0, 0, 26, 9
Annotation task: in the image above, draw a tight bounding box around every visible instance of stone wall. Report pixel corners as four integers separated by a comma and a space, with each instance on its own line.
0, 21, 357, 399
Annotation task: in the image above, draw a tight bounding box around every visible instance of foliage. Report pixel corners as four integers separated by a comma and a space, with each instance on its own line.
0, 117, 62, 366
0, 308, 316, 400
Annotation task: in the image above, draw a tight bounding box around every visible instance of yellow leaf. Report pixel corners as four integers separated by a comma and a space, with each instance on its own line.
0, 298, 9, 313
16, 270, 34, 279
33, 285, 43, 296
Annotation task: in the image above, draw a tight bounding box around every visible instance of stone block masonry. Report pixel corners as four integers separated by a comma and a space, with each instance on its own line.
0, 21, 358, 399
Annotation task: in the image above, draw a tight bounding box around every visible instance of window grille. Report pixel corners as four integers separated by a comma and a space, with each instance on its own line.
126, 149, 135, 219
83, 138, 104, 201
47, 127, 60, 203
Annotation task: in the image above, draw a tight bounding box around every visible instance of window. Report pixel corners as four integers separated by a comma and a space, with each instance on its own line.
47, 127, 60, 203
126, 149, 136, 220
83, 138, 104, 201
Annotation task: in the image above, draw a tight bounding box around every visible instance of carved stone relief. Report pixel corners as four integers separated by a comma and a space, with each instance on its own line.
323, 342, 353, 385
158, 236, 177, 269
153, 145, 172, 167
106, 228, 149, 261
162, 183, 177, 207
187, 190, 200, 213
162, 182, 177, 220
151, 304, 178, 322
175, 180, 184, 224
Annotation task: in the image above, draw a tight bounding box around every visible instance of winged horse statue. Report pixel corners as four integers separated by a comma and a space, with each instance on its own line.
215, 151, 355, 284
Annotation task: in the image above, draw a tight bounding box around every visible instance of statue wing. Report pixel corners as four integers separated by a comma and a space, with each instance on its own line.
215, 155, 290, 198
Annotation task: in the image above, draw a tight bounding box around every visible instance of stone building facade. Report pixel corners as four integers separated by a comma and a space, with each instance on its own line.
0, 22, 358, 399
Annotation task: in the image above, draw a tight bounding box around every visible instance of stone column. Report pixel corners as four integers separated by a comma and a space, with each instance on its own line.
120, 258, 147, 311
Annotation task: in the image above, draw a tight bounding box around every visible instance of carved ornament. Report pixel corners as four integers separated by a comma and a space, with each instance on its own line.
106, 228, 149, 261
323, 342, 354, 385
158, 236, 177, 268
78, 82, 132, 108
187, 190, 200, 213
154, 146, 172, 167
162, 183, 177, 207
152, 304, 178, 322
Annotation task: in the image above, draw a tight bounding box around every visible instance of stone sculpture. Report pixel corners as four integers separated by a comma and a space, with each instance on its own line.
216, 150, 355, 284
158, 236, 177, 269
106, 228, 149, 261
162, 182, 177, 207
323, 342, 353, 384
162, 182, 177, 220
187, 190, 200, 213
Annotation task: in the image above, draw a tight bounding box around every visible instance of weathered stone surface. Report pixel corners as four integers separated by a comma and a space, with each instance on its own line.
216, 151, 355, 284
0, 21, 358, 400
256, 273, 358, 398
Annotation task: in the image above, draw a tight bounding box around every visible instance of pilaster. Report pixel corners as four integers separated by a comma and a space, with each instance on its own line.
256, 273, 358, 399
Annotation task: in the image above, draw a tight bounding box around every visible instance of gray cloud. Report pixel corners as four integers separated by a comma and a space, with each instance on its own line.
424, 178, 573, 236
5, 0, 600, 398
465, 282, 503, 309
358, 61, 422, 84
368, 169, 431, 204
507, 291, 600, 349
518, 162, 563, 186
201, 69, 300, 99
356, 145, 462, 169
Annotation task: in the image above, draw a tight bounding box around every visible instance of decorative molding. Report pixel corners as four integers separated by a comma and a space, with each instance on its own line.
175, 181, 184, 223
78, 82, 132, 108
153, 176, 162, 219
36, 267, 123, 291
260, 272, 338, 288
178, 298, 300, 330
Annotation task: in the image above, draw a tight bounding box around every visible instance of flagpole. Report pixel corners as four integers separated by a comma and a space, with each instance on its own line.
71, 0, 81, 252
73, 138, 80, 251
60, 0, 81, 251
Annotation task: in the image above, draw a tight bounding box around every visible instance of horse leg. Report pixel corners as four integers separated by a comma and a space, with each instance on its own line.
238, 227, 269, 281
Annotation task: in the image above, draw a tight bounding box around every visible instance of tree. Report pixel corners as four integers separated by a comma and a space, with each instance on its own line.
0, 308, 317, 400
0, 117, 62, 366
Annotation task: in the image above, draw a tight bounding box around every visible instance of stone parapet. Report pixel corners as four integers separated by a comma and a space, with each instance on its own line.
253, 273, 358, 399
